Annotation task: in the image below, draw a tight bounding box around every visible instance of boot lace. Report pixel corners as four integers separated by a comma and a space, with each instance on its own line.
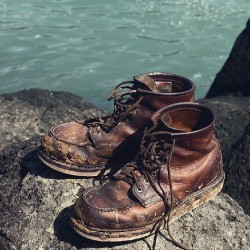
77, 81, 143, 132
114, 122, 189, 250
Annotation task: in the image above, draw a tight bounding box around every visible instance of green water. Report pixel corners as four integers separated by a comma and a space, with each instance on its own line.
0, 0, 249, 111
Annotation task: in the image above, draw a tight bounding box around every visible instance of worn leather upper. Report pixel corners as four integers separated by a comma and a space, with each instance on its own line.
73, 103, 223, 230
40, 73, 195, 168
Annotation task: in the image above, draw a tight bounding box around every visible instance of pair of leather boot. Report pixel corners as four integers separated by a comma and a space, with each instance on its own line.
38, 72, 224, 249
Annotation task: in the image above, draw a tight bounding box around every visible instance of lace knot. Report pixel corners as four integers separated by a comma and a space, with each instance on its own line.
79, 81, 143, 132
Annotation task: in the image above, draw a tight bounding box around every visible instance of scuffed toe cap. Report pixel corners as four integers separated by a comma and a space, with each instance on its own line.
73, 187, 131, 230
40, 129, 89, 166
39, 121, 109, 168
73, 182, 152, 230
51, 121, 89, 145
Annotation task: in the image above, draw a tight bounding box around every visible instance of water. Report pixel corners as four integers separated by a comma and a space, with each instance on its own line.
0, 0, 249, 111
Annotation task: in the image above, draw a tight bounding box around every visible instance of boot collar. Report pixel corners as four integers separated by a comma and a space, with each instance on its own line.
134, 72, 196, 96
150, 102, 215, 138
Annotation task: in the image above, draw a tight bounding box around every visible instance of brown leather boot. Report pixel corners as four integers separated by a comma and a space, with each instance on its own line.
38, 72, 195, 176
71, 102, 224, 248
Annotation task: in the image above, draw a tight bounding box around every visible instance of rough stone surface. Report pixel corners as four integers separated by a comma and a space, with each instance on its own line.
199, 96, 250, 214
0, 88, 106, 151
224, 123, 250, 214
0, 88, 250, 250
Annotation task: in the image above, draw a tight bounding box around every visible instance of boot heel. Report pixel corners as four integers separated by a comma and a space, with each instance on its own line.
169, 169, 225, 223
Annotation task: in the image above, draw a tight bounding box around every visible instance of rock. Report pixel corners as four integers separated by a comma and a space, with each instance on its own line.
199, 96, 250, 214
225, 123, 250, 214
206, 18, 250, 98
0, 89, 250, 250
200, 18, 250, 214
0, 137, 249, 250
0, 88, 106, 151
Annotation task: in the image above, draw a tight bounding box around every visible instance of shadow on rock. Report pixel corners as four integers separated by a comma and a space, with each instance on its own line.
53, 205, 151, 249
20, 148, 83, 180
222, 123, 250, 215
20, 142, 110, 189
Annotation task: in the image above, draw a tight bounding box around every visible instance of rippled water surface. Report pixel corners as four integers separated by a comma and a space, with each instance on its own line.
0, 0, 249, 111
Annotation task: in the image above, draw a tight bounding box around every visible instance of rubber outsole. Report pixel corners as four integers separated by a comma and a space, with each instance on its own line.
37, 150, 111, 177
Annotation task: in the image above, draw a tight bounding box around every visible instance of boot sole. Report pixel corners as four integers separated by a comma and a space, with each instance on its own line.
37, 149, 111, 177
70, 167, 225, 242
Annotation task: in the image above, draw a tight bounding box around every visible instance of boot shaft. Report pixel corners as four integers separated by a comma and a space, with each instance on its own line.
114, 72, 196, 135
134, 102, 222, 206
134, 72, 195, 111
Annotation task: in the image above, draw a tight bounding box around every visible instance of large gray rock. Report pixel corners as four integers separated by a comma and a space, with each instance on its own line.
0, 88, 105, 151
199, 96, 250, 214
201, 18, 250, 214
0, 137, 249, 250
0, 87, 250, 250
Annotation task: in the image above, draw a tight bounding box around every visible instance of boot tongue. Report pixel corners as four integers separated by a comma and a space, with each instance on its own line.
134, 75, 158, 92
160, 113, 186, 133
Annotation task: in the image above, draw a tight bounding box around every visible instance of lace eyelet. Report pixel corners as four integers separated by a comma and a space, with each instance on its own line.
137, 187, 143, 192
144, 179, 149, 184
151, 171, 156, 177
